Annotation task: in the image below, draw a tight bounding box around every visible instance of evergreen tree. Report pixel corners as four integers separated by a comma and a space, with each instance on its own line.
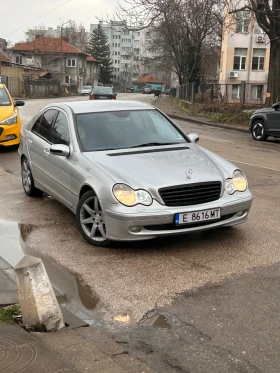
88, 24, 113, 85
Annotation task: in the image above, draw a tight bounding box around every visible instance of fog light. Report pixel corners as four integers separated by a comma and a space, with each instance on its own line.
1, 134, 17, 142
130, 226, 141, 233
236, 211, 245, 217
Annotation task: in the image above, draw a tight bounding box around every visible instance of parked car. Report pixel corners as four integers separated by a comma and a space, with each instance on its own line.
0, 84, 25, 147
249, 102, 280, 141
80, 85, 92, 95
19, 100, 252, 247
142, 87, 152, 94
89, 87, 116, 100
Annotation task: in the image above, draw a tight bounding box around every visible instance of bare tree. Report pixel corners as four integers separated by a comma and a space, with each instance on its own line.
115, 0, 222, 85
223, 0, 280, 104
25, 21, 89, 52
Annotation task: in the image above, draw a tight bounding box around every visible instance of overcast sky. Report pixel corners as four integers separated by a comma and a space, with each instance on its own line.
0, 0, 118, 45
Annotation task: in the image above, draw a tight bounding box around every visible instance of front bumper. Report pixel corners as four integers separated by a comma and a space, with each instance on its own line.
102, 192, 253, 241
0, 123, 20, 146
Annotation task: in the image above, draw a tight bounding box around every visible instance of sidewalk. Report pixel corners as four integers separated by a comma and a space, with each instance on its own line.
0, 257, 157, 373
153, 95, 249, 133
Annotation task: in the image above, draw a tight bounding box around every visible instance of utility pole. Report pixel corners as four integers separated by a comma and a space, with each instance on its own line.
60, 20, 71, 87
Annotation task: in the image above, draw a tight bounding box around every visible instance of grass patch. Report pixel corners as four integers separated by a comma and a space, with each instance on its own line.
173, 99, 257, 126
0, 305, 21, 324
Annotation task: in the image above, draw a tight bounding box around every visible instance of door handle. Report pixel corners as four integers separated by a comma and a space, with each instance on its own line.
27, 138, 32, 144
44, 148, 50, 156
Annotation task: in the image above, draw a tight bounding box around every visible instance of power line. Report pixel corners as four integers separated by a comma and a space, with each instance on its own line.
6, 0, 74, 37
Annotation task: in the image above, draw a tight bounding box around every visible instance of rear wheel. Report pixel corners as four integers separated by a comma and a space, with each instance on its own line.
76, 191, 111, 247
251, 120, 268, 141
21, 157, 43, 197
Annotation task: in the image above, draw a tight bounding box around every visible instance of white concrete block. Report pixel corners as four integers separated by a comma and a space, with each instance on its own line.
15, 255, 64, 332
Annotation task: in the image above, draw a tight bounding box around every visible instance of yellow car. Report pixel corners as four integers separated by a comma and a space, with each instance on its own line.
0, 84, 25, 147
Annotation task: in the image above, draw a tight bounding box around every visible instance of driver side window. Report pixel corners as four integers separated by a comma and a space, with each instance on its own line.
52, 111, 70, 145
32, 109, 57, 143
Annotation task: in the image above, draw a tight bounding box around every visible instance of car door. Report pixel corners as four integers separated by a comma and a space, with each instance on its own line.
27, 109, 57, 189
45, 110, 75, 208
266, 108, 280, 136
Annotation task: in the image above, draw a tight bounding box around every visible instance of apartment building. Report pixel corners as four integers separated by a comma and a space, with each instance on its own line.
90, 21, 158, 88
219, 9, 270, 103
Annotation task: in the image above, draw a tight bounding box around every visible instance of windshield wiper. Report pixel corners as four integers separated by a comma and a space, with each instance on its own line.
129, 142, 181, 148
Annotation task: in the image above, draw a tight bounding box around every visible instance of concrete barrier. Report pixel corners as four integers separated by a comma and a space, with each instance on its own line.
15, 255, 64, 332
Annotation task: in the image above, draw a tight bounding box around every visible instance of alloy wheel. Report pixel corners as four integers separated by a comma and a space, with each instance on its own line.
252, 121, 268, 141
80, 195, 107, 242
22, 158, 32, 193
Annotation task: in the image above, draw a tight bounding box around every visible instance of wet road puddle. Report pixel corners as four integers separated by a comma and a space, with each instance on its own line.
138, 310, 171, 329
0, 219, 101, 326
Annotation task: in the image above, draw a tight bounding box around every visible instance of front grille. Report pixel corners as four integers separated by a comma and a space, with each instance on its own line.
159, 182, 222, 207
0, 127, 3, 136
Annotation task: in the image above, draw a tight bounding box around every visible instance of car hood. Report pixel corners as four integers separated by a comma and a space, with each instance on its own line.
0, 106, 14, 122
83, 144, 230, 190
253, 107, 274, 114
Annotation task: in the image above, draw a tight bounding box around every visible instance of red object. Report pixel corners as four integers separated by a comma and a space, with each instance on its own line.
90, 95, 95, 100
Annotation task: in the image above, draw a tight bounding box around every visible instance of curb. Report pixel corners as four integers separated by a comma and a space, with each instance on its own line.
167, 113, 250, 133
153, 97, 250, 133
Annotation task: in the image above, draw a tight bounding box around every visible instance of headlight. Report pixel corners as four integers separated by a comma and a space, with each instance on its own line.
113, 184, 152, 206
0, 114, 17, 125
225, 170, 247, 195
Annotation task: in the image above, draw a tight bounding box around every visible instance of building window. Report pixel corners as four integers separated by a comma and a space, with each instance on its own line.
233, 48, 247, 70
236, 11, 250, 33
115, 60, 117, 63
16, 56, 23, 64
251, 85, 263, 99
65, 75, 76, 84
232, 85, 240, 99
67, 59, 76, 67
118, 52, 120, 55
252, 49, 265, 70
123, 30, 130, 35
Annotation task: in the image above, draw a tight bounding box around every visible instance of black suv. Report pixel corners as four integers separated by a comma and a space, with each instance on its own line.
249, 102, 280, 141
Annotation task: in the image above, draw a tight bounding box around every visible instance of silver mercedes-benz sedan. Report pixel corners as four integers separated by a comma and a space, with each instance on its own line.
19, 100, 252, 247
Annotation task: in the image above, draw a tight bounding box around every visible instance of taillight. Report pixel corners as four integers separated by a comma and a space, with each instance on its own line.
90, 95, 95, 100
112, 96, 116, 100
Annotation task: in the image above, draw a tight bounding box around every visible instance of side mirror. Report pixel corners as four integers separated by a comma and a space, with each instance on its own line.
15, 100, 25, 107
188, 133, 199, 143
50, 144, 70, 157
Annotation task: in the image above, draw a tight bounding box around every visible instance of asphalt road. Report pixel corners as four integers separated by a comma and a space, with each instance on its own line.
1, 93, 280, 372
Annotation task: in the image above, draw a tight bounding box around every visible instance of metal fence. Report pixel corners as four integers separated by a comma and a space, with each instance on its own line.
175, 83, 267, 105
23, 77, 61, 98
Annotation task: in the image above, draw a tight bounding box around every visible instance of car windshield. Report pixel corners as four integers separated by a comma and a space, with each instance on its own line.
75, 109, 188, 152
93, 87, 113, 94
0, 87, 11, 106
83, 86, 92, 89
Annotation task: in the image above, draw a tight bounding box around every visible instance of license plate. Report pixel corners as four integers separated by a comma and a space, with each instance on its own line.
175, 208, 220, 225
99, 96, 108, 99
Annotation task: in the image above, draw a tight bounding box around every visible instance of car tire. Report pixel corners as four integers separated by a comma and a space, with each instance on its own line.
76, 190, 111, 247
21, 157, 43, 197
251, 120, 268, 141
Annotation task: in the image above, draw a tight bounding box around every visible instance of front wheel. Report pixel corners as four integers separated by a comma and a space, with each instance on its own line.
76, 191, 111, 247
21, 157, 43, 197
251, 120, 268, 141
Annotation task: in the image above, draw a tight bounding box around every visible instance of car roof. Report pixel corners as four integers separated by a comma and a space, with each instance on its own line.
52, 100, 155, 114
